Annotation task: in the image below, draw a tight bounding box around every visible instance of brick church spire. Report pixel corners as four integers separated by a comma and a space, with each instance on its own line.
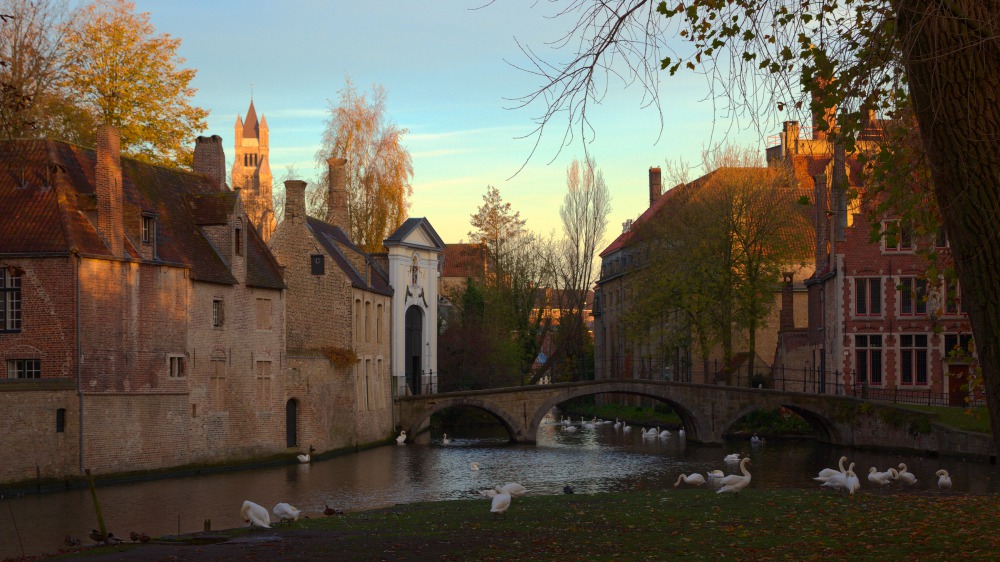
233, 98, 276, 241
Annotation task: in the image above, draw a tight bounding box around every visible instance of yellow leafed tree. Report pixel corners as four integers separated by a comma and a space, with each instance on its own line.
60, 0, 207, 166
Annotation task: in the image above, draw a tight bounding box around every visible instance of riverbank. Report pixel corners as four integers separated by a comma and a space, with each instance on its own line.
37, 488, 1000, 561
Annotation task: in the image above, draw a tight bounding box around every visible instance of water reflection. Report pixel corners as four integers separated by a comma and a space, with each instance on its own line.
2, 417, 998, 559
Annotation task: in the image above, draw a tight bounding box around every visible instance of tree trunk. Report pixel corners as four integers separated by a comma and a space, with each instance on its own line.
897, 0, 1000, 450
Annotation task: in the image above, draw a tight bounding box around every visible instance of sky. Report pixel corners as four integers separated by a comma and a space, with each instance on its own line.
133, 0, 775, 245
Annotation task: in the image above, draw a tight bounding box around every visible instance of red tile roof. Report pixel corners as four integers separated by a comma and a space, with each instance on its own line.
442, 243, 487, 279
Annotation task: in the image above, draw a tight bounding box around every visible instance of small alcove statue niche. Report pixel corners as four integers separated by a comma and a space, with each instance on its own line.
411, 254, 419, 286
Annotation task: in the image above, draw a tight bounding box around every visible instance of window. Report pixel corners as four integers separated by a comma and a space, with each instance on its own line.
311, 254, 325, 275
56, 408, 66, 433
1, 268, 22, 332
212, 298, 224, 327
854, 278, 882, 316
376, 303, 383, 343
256, 361, 272, 407
899, 278, 928, 316
855, 335, 883, 386
884, 220, 913, 252
943, 279, 962, 315
944, 333, 974, 357
365, 301, 372, 342
255, 298, 272, 330
900, 334, 928, 385
6, 358, 40, 379
210, 358, 226, 411
169, 355, 186, 378
141, 215, 155, 245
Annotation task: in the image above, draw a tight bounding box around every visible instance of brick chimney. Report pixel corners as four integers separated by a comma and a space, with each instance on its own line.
96, 125, 124, 258
326, 157, 350, 238
283, 179, 307, 224
193, 134, 227, 190
780, 272, 795, 330
648, 167, 662, 207
781, 121, 800, 160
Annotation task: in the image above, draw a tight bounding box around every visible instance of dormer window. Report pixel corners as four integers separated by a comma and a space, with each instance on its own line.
142, 214, 155, 244
235, 218, 243, 256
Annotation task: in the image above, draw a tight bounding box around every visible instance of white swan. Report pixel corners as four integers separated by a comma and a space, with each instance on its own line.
564, 424, 578, 433
613, 418, 621, 430
897, 463, 917, 486
490, 490, 511, 516
815, 456, 848, 482
297, 453, 311, 463
716, 458, 752, 496
822, 462, 857, 493
396, 430, 407, 445
272, 502, 302, 523
498, 482, 528, 497
674, 473, 707, 487
845, 467, 861, 496
678, 428, 686, 438
643, 427, 658, 439
478, 488, 498, 499
470, 461, 480, 471
442, 433, 451, 445
936, 469, 952, 490
750, 433, 763, 446
868, 466, 897, 488
583, 418, 596, 430
623, 424, 632, 432
707, 469, 725, 479
240, 500, 271, 529
659, 428, 672, 438
724, 453, 741, 463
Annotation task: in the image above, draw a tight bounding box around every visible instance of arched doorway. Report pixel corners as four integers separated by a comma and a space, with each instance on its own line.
405, 306, 424, 395
285, 399, 298, 448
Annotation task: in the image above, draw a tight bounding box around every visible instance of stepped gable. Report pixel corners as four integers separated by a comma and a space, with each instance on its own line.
305, 216, 392, 296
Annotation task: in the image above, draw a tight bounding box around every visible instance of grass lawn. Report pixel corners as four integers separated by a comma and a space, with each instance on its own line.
900, 405, 992, 433
65, 489, 1000, 561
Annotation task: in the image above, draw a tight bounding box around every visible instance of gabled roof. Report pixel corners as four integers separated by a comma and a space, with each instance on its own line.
384, 217, 446, 252
306, 216, 392, 296
0, 138, 285, 289
242, 101, 259, 139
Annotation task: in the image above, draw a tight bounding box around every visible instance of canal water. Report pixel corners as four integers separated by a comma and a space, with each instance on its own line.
2, 417, 998, 559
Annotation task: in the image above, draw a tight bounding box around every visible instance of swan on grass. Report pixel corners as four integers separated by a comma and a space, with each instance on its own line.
707, 469, 725, 479
498, 482, 528, 497
821, 462, 857, 493
897, 463, 918, 486
674, 473, 707, 487
490, 490, 512, 517
845, 467, 861, 496
936, 469, 952, 490
814, 456, 849, 482
240, 500, 271, 529
272, 502, 302, 523
479, 488, 498, 499
868, 466, 898, 488
716, 458, 752, 496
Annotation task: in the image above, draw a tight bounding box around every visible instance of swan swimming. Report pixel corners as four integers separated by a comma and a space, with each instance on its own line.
240, 500, 271, 529
442, 433, 451, 445
936, 469, 952, 490
724, 453, 741, 463
490, 490, 511, 516
716, 458, 752, 496
678, 428, 686, 438
674, 473, 707, 487
396, 430, 407, 445
659, 428, 671, 438
272, 502, 302, 523
470, 462, 480, 471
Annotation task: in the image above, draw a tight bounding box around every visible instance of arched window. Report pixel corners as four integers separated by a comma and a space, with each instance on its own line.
365, 301, 372, 342
376, 303, 383, 343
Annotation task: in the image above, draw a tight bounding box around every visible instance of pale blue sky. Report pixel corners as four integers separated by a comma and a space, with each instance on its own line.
135, 0, 770, 244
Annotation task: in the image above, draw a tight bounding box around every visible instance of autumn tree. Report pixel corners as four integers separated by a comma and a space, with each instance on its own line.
61, 0, 207, 166
316, 77, 412, 253
516, 1, 1000, 447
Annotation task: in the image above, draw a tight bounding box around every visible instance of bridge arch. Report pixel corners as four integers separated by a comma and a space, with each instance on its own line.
719, 401, 846, 444
527, 383, 710, 444
401, 397, 524, 442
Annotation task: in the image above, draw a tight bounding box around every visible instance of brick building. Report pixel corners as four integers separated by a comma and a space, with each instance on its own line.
233, 100, 277, 241
771, 121, 975, 403
0, 127, 288, 485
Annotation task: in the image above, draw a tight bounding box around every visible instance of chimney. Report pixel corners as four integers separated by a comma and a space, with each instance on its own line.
96, 125, 124, 258
284, 179, 307, 223
193, 135, 227, 190
780, 273, 795, 330
648, 167, 662, 207
326, 157, 350, 238
782, 121, 800, 159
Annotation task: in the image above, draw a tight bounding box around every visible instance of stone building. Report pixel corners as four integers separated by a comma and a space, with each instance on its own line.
233, 100, 277, 241
0, 127, 287, 486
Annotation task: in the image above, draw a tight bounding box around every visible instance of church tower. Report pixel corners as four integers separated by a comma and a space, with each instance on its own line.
233, 100, 276, 240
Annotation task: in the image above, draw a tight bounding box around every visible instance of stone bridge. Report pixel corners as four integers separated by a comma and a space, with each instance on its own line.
395, 380, 996, 457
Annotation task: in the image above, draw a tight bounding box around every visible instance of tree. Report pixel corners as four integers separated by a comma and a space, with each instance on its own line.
0, 0, 80, 140
61, 0, 207, 166
316, 77, 412, 253
518, 1, 1000, 449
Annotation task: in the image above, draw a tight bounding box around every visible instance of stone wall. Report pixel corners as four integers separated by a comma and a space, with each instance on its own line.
0, 385, 78, 483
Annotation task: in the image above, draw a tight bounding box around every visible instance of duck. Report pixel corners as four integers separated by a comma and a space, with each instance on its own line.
89, 529, 106, 544
396, 430, 407, 445
868, 466, 897, 488
272, 502, 302, 523
724, 453, 741, 463
674, 473, 707, 487
323, 504, 343, 516
814, 456, 848, 482
240, 500, 271, 529
563, 485, 575, 494
936, 469, 952, 490
442, 433, 451, 445
716, 458, 752, 496
897, 463, 918, 486
105, 532, 124, 545
490, 490, 512, 517
470, 461, 480, 471
498, 482, 528, 497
